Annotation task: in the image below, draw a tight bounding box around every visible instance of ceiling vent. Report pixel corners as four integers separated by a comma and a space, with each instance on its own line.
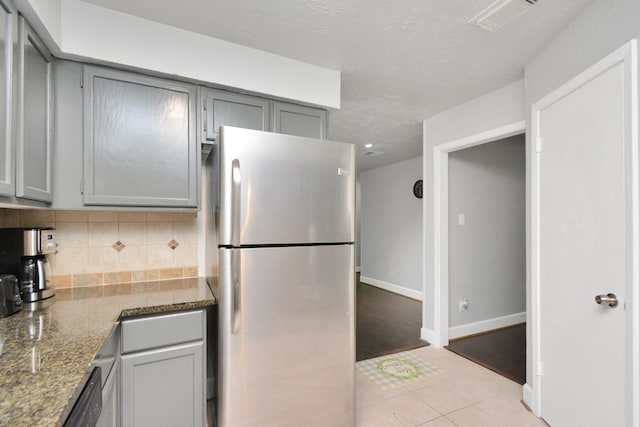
362, 150, 384, 157
469, 0, 540, 32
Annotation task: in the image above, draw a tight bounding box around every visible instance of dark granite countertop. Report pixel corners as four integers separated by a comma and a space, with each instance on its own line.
0, 277, 215, 426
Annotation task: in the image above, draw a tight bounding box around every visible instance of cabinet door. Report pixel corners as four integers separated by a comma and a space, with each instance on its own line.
0, 1, 14, 197
16, 16, 52, 202
83, 66, 198, 207
121, 341, 204, 427
204, 89, 269, 141
272, 101, 327, 139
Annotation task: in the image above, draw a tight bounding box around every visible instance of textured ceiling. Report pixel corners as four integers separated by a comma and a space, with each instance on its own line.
80, 0, 594, 171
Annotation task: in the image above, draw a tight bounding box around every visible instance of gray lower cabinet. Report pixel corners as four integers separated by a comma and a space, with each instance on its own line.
204, 88, 269, 142
121, 342, 204, 427
272, 101, 327, 139
120, 310, 206, 427
83, 66, 198, 208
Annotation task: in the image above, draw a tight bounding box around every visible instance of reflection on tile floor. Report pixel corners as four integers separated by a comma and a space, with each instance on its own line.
356, 347, 549, 427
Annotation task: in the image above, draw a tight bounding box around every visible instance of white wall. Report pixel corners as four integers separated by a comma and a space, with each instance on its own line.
360, 156, 423, 300
422, 79, 525, 335
448, 135, 526, 330
526, 0, 640, 105
524, 0, 640, 402
16, 0, 340, 109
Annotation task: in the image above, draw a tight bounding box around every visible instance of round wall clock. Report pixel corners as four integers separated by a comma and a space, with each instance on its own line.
413, 180, 423, 199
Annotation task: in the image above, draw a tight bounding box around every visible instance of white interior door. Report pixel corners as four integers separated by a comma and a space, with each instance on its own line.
535, 43, 636, 426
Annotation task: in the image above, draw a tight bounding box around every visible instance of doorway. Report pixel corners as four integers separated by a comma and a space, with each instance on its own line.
440, 134, 526, 384
432, 121, 526, 348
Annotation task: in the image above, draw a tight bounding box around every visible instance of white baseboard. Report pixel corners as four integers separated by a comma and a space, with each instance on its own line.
355, 266, 361, 272
360, 276, 423, 301
421, 327, 445, 348
449, 312, 526, 339
522, 383, 534, 412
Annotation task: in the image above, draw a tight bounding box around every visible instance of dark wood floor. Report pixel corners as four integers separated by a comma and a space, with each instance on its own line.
445, 323, 526, 384
356, 277, 428, 361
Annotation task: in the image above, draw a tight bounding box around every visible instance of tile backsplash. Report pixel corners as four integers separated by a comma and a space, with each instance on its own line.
0, 209, 198, 288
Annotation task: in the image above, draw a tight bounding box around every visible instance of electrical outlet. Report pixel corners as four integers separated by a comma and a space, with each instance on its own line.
459, 298, 469, 312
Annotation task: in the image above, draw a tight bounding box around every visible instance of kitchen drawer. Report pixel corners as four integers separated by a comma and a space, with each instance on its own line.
121, 310, 205, 354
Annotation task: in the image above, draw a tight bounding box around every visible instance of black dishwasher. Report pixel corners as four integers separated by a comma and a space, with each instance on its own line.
63, 367, 102, 427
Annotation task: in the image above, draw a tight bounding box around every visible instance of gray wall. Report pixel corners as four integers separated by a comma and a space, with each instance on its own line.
524, 0, 640, 392
360, 156, 423, 298
448, 135, 526, 327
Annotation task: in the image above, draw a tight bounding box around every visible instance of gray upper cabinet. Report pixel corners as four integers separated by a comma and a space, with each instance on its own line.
0, 1, 14, 197
204, 89, 269, 142
53, 61, 325, 209
272, 101, 327, 139
16, 15, 53, 202
0, 8, 53, 205
203, 89, 327, 144
83, 66, 198, 207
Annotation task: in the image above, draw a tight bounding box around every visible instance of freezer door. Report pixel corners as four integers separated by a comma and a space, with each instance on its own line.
219, 126, 355, 246
218, 245, 355, 427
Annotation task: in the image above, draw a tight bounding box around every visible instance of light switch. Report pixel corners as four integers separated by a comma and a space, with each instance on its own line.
458, 213, 465, 226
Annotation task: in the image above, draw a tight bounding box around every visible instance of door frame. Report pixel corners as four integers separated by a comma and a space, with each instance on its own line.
530, 39, 639, 425
432, 120, 525, 347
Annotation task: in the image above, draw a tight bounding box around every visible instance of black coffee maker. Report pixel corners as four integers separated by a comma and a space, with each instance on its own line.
0, 227, 56, 302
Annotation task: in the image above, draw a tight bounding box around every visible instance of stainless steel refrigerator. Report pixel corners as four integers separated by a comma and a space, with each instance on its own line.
212, 126, 355, 427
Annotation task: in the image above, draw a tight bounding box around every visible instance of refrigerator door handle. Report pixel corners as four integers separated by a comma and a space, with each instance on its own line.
231, 249, 241, 334
231, 159, 241, 247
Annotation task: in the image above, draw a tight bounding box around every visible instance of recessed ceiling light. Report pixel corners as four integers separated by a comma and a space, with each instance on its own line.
364, 143, 373, 148
363, 150, 384, 157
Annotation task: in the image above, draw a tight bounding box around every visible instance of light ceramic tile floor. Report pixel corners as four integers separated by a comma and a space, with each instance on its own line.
356, 347, 549, 427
